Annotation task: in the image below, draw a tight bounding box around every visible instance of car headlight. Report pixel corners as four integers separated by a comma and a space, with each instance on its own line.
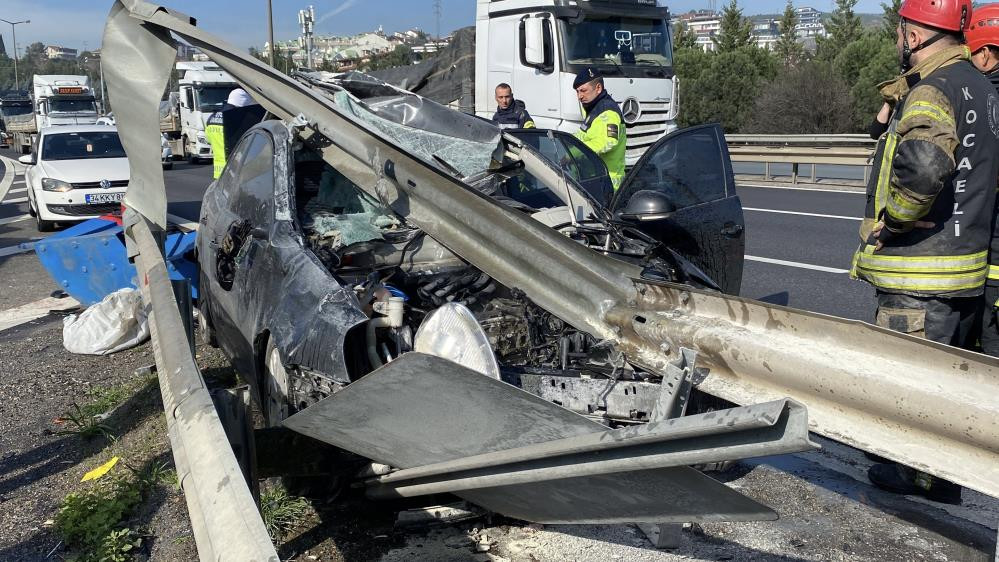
197, 133, 207, 144
42, 178, 73, 192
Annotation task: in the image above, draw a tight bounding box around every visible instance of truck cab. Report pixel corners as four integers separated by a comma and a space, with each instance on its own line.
176, 62, 237, 162
474, 0, 678, 165
32, 75, 99, 129
0, 94, 32, 147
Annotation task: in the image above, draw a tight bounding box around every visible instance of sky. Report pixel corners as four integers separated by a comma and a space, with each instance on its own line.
1, 0, 889, 55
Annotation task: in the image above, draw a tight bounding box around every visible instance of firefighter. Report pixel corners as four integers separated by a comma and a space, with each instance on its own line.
572, 68, 627, 190
205, 88, 262, 179
850, 0, 999, 503
964, 4, 999, 356
492, 84, 535, 129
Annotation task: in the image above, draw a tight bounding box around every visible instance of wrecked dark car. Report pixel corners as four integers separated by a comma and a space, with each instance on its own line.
197, 73, 747, 422
193, 72, 794, 522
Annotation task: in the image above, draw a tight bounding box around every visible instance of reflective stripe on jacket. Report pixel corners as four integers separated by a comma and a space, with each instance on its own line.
851, 46, 999, 298
574, 92, 626, 189
205, 111, 225, 179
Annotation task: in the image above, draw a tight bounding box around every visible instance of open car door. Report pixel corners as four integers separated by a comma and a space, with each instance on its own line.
611, 124, 745, 295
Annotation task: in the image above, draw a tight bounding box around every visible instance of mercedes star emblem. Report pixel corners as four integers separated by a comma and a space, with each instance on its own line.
621, 97, 641, 125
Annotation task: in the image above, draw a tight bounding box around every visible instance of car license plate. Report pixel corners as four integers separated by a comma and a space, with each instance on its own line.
85, 192, 125, 204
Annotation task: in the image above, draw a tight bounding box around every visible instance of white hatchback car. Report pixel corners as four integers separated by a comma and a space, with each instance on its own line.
19, 125, 130, 231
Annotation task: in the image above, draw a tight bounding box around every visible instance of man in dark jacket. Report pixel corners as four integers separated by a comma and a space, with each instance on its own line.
491, 83, 535, 129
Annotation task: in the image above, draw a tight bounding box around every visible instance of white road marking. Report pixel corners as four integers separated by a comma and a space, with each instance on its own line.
738, 183, 866, 194
1, 197, 27, 205
167, 213, 199, 231
0, 214, 30, 226
7, 187, 26, 194
0, 295, 81, 333
745, 255, 850, 274
0, 241, 36, 258
743, 207, 862, 221
0, 155, 13, 202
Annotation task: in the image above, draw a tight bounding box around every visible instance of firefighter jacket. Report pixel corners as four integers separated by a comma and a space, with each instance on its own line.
985, 67, 999, 295
574, 90, 627, 190
851, 46, 999, 298
205, 110, 225, 179
492, 99, 535, 129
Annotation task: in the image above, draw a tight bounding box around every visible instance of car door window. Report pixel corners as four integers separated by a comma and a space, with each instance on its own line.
217, 133, 255, 201
616, 127, 728, 210
233, 133, 274, 224
504, 131, 612, 208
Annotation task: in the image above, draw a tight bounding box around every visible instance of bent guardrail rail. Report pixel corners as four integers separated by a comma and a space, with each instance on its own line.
725, 133, 876, 184
123, 209, 278, 562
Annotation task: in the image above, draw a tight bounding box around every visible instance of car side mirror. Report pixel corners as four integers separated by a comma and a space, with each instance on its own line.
18, 154, 34, 165
617, 190, 676, 222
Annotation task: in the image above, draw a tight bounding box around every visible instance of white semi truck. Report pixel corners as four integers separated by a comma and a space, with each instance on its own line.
474, 0, 678, 164
174, 62, 237, 162
7, 75, 100, 154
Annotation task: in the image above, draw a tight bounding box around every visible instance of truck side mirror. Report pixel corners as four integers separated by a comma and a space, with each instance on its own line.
182, 88, 194, 110
520, 16, 554, 72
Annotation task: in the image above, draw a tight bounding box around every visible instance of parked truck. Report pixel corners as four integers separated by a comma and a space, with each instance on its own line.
0, 93, 32, 148
374, 0, 678, 165
6, 75, 100, 154
174, 62, 237, 163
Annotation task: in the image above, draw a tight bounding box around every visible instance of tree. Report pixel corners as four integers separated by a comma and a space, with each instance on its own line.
361, 45, 414, 71
774, 0, 804, 67
744, 60, 855, 133
672, 21, 698, 51
833, 32, 890, 87
713, 0, 754, 53
817, 0, 863, 61
850, 39, 898, 130
676, 46, 778, 131
881, 0, 903, 39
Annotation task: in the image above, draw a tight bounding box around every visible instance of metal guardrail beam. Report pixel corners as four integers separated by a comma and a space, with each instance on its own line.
124, 210, 278, 562
725, 134, 876, 184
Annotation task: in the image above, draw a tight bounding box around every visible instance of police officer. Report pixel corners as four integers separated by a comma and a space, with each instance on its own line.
491, 83, 535, 129
205, 88, 263, 179
964, 4, 999, 356
851, 0, 999, 503
572, 68, 627, 190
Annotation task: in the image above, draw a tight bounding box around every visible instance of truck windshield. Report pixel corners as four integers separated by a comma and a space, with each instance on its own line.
562, 16, 673, 71
195, 86, 233, 112
41, 131, 127, 161
1, 105, 32, 117
49, 98, 98, 114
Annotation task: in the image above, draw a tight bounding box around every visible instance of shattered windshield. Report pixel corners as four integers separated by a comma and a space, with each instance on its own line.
561, 16, 673, 69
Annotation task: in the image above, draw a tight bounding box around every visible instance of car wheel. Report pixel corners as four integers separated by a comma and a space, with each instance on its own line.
35, 204, 55, 232
163, 161, 174, 171
263, 340, 291, 428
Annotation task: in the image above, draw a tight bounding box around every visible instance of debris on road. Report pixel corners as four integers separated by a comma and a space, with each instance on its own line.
62, 288, 149, 355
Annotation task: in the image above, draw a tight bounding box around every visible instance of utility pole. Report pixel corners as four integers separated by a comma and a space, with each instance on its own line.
267, 0, 275, 66
0, 19, 30, 91
433, 0, 442, 43
298, 5, 315, 69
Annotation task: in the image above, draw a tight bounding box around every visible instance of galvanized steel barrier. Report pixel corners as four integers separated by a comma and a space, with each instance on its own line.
725, 133, 876, 185
124, 210, 278, 562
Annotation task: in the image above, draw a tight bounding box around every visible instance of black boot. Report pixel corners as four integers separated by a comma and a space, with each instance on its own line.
868, 463, 962, 505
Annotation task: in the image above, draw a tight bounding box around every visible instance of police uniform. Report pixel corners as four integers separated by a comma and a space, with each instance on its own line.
572, 69, 627, 190
205, 110, 226, 179
851, 45, 999, 347
492, 99, 535, 129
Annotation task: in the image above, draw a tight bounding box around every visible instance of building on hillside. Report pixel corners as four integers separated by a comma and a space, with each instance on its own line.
751, 17, 779, 50
795, 6, 822, 25
45, 45, 78, 60
678, 11, 721, 52
673, 7, 826, 52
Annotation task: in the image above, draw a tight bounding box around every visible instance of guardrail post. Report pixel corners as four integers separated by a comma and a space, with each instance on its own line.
864, 164, 871, 185
791, 163, 798, 184
171, 278, 194, 355
810, 164, 817, 183
764, 162, 771, 181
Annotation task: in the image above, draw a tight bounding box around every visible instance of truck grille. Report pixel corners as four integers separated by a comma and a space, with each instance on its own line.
621, 100, 673, 163
47, 203, 121, 216
70, 180, 129, 189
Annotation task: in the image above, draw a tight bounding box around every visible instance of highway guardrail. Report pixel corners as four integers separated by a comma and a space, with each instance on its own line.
123, 209, 278, 562
725, 134, 876, 185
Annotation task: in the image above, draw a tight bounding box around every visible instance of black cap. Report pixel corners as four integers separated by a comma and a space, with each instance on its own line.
573, 67, 601, 89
